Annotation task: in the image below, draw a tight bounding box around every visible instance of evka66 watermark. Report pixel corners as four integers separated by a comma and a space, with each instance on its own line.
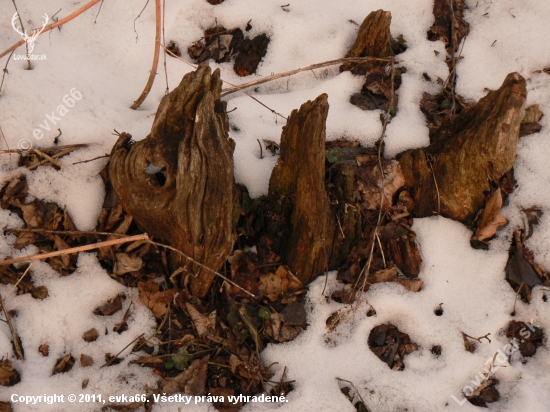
18, 88, 82, 151
11, 12, 48, 60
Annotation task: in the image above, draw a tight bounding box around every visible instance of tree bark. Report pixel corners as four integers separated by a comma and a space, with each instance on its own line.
109, 63, 236, 297
264, 94, 335, 285
397, 72, 527, 222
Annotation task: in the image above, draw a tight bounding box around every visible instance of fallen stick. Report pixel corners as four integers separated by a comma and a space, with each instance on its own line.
220, 56, 399, 97
0, 0, 103, 60
0, 234, 149, 266
130, 0, 162, 109
0, 231, 257, 299
0, 143, 88, 155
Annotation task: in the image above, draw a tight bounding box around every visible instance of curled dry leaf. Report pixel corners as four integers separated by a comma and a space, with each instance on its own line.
93, 294, 126, 316
114, 253, 143, 276
138, 280, 174, 319
185, 303, 216, 337
472, 189, 509, 244
52, 354, 75, 375
0, 360, 21, 387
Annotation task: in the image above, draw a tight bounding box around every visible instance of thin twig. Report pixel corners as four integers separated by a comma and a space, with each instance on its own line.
355, 58, 396, 294
448, 0, 457, 114
0, 292, 24, 360
93, 0, 105, 23
34, 149, 65, 168
0, 126, 11, 166
0, 0, 103, 60
10, 0, 31, 70
0, 234, 149, 266
131, 0, 162, 109
0, 143, 88, 155
72, 154, 110, 165
4, 227, 129, 238
147, 239, 258, 299
221, 57, 399, 97
4, 261, 34, 300
162, 0, 169, 94
336, 377, 368, 409
134, 0, 151, 41
0, 50, 15, 93
100, 333, 144, 368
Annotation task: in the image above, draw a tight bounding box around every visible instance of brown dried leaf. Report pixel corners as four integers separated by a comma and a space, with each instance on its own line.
82, 379, 89, 389
472, 189, 508, 243
0, 360, 21, 387
52, 354, 75, 375
162, 356, 209, 395
130, 354, 164, 367
114, 253, 143, 276
38, 343, 49, 356
83, 328, 99, 342
80, 354, 94, 367
185, 303, 216, 337
258, 265, 303, 301
394, 278, 423, 292
138, 280, 174, 319
93, 294, 125, 316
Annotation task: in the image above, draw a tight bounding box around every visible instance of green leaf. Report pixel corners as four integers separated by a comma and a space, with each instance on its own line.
259, 306, 271, 320
165, 358, 175, 370
171, 348, 193, 371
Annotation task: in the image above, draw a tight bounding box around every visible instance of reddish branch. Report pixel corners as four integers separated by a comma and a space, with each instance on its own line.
131, 0, 162, 109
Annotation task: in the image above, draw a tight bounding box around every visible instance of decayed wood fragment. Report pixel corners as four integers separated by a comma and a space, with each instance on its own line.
340, 10, 393, 75
109, 63, 235, 297
397, 72, 527, 222
264, 94, 335, 285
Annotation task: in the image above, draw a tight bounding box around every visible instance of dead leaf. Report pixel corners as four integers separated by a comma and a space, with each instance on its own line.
138, 280, 174, 319
354, 160, 405, 210
394, 278, 423, 292
185, 303, 216, 337
82, 379, 89, 389
472, 189, 508, 243
130, 354, 165, 367
83, 328, 99, 342
38, 343, 49, 356
0, 360, 20, 386
258, 265, 303, 301
114, 253, 143, 276
80, 354, 94, 367
52, 354, 75, 375
162, 356, 209, 395
93, 294, 125, 316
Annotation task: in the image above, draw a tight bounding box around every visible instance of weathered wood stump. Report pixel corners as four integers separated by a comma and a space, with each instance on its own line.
397, 72, 527, 222
109, 63, 236, 297
263, 94, 335, 285
340, 10, 393, 75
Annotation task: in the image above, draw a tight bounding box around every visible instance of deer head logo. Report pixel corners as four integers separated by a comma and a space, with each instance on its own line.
11, 12, 49, 54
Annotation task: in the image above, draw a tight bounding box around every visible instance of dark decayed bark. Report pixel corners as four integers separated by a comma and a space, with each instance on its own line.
109, 63, 235, 297
264, 94, 336, 285
397, 72, 527, 222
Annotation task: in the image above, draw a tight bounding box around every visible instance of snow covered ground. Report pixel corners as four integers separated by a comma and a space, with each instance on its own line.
0, 0, 549, 410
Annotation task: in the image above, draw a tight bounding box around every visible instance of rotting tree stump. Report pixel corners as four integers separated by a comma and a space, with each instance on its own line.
262, 94, 363, 285
397, 72, 527, 222
109, 63, 235, 297
263, 94, 336, 285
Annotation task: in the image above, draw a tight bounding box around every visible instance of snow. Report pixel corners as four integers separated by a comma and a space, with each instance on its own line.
0, 0, 549, 411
